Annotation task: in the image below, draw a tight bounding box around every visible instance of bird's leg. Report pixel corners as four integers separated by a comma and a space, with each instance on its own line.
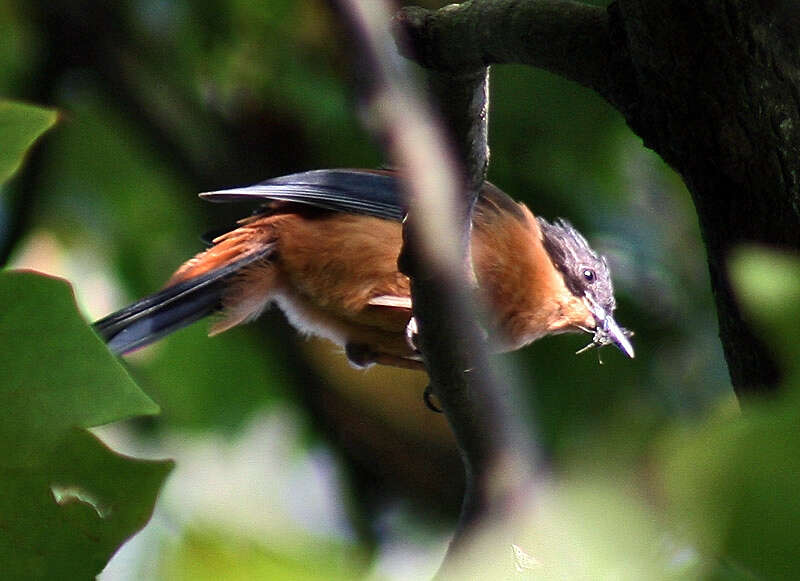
422, 384, 443, 413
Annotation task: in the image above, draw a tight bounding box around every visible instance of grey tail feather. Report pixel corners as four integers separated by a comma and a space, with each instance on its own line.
93, 246, 274, 355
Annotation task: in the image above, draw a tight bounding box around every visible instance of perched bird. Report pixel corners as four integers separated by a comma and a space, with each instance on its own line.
94, 169, 633, 370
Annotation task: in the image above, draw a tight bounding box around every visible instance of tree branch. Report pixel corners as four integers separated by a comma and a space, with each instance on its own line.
330, 0, 538, 573
394, 1, 614, 100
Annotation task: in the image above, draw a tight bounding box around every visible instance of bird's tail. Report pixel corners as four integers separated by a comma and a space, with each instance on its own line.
93, 248, 273, 355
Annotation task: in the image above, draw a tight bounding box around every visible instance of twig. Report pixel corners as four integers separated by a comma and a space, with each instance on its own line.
329, 0, 539, 574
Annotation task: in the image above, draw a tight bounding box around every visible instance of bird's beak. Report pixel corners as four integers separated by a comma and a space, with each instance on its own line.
601, 313, 635, 358
579, 299, 635, 358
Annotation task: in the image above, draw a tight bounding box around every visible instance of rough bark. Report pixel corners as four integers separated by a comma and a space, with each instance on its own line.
396, 0, 800, 398
610, 1, 799, 398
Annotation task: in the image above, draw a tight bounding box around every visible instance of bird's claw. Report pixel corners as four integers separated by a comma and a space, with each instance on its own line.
423, 384, 442, 413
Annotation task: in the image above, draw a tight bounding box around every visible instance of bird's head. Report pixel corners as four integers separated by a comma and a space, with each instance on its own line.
537, 217, 634, 358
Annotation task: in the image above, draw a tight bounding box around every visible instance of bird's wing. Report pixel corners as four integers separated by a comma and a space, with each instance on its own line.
200, 169, 406, 222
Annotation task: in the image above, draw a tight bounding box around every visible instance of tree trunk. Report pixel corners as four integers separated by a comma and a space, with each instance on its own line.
610, 1, 800, 397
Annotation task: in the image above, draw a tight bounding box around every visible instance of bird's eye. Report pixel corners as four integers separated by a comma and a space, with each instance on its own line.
582, 268, 596, 283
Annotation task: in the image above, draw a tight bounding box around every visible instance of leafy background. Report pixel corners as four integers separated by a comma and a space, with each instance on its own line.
2, 1, 799, 579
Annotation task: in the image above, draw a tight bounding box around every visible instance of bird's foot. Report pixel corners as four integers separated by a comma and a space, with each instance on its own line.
423, 384, 442, 413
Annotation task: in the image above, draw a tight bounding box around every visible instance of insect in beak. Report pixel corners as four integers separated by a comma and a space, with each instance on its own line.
576, 312, 635, 359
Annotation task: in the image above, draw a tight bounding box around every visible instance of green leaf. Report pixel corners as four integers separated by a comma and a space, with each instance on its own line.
4, 429, 173, 580
0, 270, 173, 579
0, 100, 58, 185
0, 271, 159, 462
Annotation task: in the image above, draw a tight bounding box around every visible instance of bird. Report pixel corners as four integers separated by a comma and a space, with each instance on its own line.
93, 168, 634, 371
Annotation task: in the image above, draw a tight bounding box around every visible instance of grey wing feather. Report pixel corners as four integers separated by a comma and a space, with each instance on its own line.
199, 169, 405, 222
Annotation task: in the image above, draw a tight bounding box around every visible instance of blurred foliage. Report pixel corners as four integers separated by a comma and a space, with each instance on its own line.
158, 528, 366, 581
139, 323, 290, 431
0, 271, 171, 579
0, 100, 56, 183
657, 247, 800, 580
4, 0, 797, 579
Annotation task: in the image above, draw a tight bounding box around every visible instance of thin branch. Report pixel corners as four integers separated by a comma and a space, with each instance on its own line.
330, 0, 538, 573
394, 0, 613, 99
